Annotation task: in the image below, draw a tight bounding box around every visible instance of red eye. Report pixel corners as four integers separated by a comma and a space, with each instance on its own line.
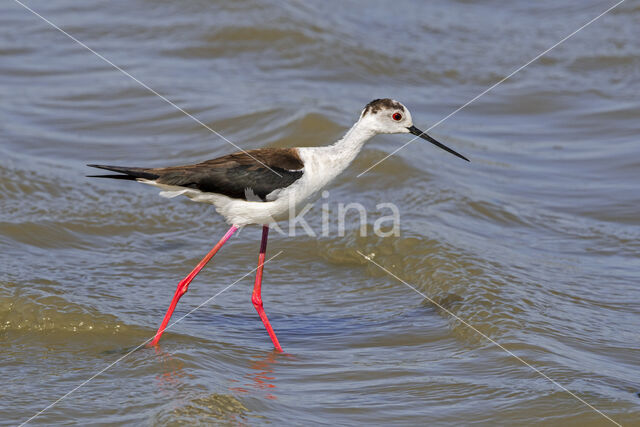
392, 113, 402, 121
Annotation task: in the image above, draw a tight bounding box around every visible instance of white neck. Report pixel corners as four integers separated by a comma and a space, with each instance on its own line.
290, 119, 376, 200
325, 119, 376, 171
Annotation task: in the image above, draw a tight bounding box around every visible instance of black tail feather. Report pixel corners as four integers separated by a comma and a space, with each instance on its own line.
86, 164, 159, 181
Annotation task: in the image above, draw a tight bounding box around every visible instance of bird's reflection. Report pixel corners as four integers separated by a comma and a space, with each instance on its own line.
152, 343, 290, 402
153, 345, 188, 394
229, 351, 281, 400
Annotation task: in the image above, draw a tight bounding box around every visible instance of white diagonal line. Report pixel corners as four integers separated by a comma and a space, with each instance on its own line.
11, 0, 282, 178
356, 251, 621, 426
357, 0, 626, 177
19, 250, 283, 427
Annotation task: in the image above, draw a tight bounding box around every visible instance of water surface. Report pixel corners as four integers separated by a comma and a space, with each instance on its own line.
1, 0, 639, 425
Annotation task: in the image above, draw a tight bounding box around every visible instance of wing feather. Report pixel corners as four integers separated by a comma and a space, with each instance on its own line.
152, 148, 304, 201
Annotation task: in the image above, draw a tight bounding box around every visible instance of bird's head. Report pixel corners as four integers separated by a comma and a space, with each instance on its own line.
359, 98, 469, 161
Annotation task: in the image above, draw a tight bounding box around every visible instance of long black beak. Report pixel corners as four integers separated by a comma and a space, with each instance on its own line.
408, 126, 469, 162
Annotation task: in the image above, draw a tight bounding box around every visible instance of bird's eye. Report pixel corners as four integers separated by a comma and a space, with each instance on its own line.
392, 113, 402, 121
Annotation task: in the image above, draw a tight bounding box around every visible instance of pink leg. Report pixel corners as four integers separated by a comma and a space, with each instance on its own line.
252, 226, 283, 352
149, 225, 238, 346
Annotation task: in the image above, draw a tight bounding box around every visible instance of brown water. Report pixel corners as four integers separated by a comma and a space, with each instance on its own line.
2, 0, 640, 425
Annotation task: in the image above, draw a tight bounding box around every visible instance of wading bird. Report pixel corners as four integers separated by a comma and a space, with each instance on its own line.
88, 99, 468, 351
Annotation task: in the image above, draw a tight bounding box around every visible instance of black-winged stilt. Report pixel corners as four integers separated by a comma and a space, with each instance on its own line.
88, 99, 469, 351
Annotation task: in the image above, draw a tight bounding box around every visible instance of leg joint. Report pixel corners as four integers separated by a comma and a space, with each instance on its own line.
251, 292, 263, 308
177, 279, 189, 296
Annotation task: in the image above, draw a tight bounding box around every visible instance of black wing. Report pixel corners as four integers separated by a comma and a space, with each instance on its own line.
88, 148, 304, 201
